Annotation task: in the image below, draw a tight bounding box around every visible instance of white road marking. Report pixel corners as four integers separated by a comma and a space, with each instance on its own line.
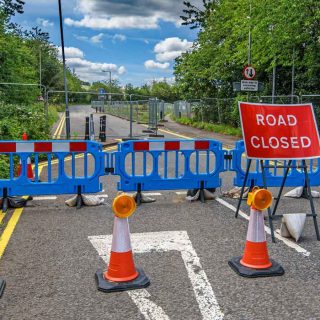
97, 194, 109, 198
33, 195, 109, 201
127, 192, 162, 197
128, 290, 170, 320
89, 230, 224, 320
33, 196, 57, 201
215, 197, 310, 257
143, 192, 162, 196
175, 191, 187, 195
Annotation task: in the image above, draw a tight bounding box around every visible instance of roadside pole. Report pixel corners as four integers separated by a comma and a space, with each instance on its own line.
129, 94, 133, 138
58, 0, 71, 140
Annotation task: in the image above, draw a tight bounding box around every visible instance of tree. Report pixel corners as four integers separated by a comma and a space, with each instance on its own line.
175, 0, 320, 99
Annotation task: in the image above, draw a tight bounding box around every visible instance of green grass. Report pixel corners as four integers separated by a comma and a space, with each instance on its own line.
173, 116, 242, 137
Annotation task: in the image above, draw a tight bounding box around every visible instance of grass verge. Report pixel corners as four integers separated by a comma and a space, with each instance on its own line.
172, 116, 242, 137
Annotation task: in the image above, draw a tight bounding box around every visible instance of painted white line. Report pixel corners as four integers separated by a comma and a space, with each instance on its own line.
126, 192, 162, 197
98, 194, 109, 198
89, 230, 224, 320
143, 192, 162, 196
33, 196, 57, 201
175, 191, 187, 195
128, 290, 170, 320
215, 197, 310, 257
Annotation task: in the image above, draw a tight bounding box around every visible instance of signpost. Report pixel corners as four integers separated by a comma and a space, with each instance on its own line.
240, 80, 258, 92
242, 65, 256, 80
98, 88, 106, 101
233, 65, 262, 92
236, 102, 320, 243
239, 102, 320, 159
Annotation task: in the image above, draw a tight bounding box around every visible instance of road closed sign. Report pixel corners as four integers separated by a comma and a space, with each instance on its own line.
239, 102, 320, 159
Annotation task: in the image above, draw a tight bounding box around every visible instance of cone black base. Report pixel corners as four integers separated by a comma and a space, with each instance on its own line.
228, 257, 285, 278
0, 278, 6, 298
96, 267, 150, 293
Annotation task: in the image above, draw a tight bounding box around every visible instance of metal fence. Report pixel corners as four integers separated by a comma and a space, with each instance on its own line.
171, 95, 320, 128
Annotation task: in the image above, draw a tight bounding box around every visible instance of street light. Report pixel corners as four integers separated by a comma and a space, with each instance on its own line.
102, 70, 112, 89
58, 0, 71, 140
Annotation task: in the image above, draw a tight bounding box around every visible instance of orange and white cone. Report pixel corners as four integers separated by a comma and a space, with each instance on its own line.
96, 194, 150, 292
17, 132, 34, 180
229, 188, 285, 277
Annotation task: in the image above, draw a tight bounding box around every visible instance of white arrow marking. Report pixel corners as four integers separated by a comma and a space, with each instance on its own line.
89, 230, 224, 320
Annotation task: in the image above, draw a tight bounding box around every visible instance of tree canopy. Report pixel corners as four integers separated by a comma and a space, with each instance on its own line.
0, 0, 83, 104
175, 0, 320, 99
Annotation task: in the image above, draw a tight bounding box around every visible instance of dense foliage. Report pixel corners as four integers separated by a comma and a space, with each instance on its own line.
175, 0, 320, 99
0, 0, 82, 124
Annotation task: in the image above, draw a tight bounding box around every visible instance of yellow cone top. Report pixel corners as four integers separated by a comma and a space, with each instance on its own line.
247, 187, 272, 211
112, 194, 136, 218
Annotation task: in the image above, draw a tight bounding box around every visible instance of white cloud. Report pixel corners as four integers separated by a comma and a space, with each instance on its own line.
74, 35, 89, 41
118, 66, 126, 75
65, 15, 158, 30
67, 57, 126, 82
154, 37, 193, 62
113, 34, 126, 42
65, 0, 204, 30
58, 46, 84, 59
144, 60, 170, 70
57, 46, 126, 82
91, 33, 104, 43
36, 18, 54, 28
145, 77, 175, 84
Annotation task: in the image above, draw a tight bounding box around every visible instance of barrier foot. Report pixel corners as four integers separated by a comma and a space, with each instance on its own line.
135, 191, 142, 206
76, 186, 83, 209
186, 188, 216, 202
199, 189, 205, 203
200, 181, 205, 203
228, 257, 284, 278
95, 268, 150, 293
2, 188, 8, 213
301, 185, 310, 200
0, 278, 5, 298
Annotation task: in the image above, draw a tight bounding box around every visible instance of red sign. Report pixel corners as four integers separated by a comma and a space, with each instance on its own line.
243, 65, 256, 80
239, 102, 320, 159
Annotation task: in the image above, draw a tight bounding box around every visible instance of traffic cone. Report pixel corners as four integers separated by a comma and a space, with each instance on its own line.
17, 132, 34, 179
96, 194, 150, 292
229, 188, 285, 277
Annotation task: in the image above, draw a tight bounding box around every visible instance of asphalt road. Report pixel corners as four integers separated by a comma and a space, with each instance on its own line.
0, 106, 320, 320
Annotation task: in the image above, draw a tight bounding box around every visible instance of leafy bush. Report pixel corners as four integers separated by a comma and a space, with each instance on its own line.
173, 116, 242, 137
0, 102, 58, 178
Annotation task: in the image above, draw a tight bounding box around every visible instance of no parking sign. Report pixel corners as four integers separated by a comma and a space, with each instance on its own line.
239, 102, 320, 159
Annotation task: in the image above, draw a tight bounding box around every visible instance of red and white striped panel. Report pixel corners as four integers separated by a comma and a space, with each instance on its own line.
133, 140, 210, 151
0, 142, 87, 153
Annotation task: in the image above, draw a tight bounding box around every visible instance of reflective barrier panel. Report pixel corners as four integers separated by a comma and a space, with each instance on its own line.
2, 138, 320, 198
230, 140, 320, 187
113, 139, 226, 192
0, 140, 105, 197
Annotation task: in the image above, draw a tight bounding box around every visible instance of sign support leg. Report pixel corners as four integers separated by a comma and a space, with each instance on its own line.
302, 160, 320, 240
260, 160, 275, 242
235, 159, 252, 218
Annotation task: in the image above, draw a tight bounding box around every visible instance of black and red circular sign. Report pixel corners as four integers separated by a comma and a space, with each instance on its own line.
242, 65, 256, 80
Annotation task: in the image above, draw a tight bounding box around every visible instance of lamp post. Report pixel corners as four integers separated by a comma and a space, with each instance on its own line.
58, 0, 71, 139
102, 70, 112, 89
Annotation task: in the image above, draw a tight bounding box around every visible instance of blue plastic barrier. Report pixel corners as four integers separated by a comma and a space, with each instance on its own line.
112, 139, 227, 192
230, 140, 320, 187
3, 138, 319, 199
0, 140, 106, 197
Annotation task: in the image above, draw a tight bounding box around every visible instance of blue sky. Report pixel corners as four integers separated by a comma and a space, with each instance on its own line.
12, 0, 200, 86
